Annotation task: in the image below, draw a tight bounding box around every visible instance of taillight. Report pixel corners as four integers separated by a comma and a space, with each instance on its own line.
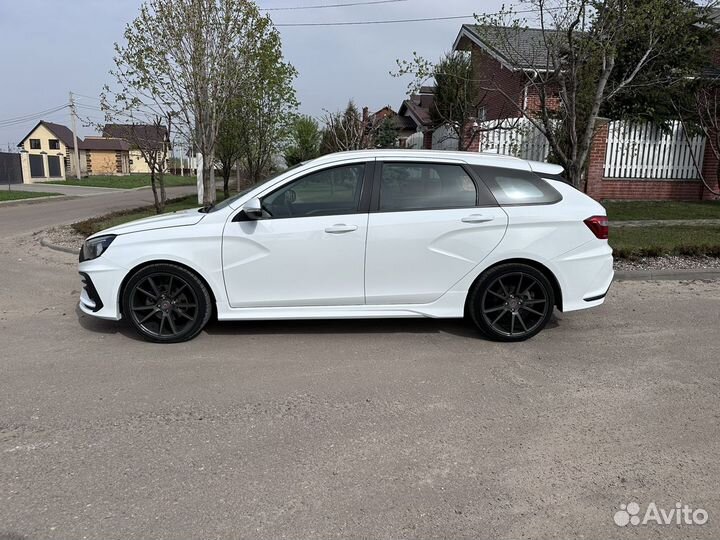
584, 215, 609, 239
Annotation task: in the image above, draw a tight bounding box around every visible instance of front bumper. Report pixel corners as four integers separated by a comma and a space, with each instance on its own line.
78, 258, 128, 321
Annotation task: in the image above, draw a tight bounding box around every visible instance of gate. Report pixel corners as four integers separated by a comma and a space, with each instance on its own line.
0, 152, 22, 185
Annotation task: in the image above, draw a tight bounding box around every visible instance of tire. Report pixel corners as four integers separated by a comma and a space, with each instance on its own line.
468, 263, 555, 342
122, 263, 212, 343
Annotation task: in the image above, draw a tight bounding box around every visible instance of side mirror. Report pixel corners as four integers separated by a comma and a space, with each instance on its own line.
241, 197, 263, 220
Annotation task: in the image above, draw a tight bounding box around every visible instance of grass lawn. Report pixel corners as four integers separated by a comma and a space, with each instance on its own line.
0, 190, 59, 202
48, 174, 196, 190
604, 200, 720, 221
73, 192, 226, 237
610, 225, 720, 258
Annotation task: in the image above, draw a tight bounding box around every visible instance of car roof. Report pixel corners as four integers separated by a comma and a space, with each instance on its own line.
310, 149, 564, 176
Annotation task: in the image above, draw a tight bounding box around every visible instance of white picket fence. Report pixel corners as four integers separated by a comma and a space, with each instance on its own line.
429, 119, 551, 160
604, 121, 705, 180
431, 125, 461, 151
405, 131, 424, 150
478, 119, 551, 162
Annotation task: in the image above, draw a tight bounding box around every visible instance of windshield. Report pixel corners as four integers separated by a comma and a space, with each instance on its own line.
206, 164, 303, 213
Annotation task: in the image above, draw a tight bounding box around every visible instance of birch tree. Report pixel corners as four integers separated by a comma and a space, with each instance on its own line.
110, 0, 271, 207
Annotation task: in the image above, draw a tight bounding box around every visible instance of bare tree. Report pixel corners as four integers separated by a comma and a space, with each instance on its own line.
674, 84, 720, 197
110, 0, 272, 207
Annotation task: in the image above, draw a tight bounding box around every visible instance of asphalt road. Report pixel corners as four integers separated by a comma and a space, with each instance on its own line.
1, 195, 720, 539
0, 184, 199, 236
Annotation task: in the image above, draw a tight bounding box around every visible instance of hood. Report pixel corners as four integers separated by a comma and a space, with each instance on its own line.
93, 208, 206, 237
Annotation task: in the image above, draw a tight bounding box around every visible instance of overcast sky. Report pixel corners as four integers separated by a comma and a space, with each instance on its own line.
0, 0, 508, 149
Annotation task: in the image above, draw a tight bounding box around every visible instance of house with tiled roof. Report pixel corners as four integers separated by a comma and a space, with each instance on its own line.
17, 120, 131, 182
102, 124, 170, 174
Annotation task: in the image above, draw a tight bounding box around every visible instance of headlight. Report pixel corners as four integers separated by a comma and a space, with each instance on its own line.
79, 235, 116, 262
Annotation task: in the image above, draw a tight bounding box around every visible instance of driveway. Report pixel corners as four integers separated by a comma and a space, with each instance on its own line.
1, 227, 719, 539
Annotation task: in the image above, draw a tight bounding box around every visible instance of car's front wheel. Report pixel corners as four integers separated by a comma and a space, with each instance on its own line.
122, 263, 212, 343
468, 263, 555, 342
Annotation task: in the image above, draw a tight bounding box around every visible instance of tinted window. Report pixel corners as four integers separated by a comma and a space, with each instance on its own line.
47, 155, 61, 177
49, 139, 60, 150
263, 163, 365, 218
29, 139, 41, 150
29, 155, 44, 177
472, 166, 562, 205
379, 163, 479, 211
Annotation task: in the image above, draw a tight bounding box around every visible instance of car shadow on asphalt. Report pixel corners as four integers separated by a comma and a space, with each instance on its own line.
76, 305, 561, 343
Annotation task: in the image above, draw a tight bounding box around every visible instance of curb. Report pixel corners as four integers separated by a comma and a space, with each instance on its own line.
40, 236, 80, 255
614, 268, 720, 281
0, 195, 72, 207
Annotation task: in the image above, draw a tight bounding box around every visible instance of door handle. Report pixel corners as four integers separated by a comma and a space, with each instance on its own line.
325, 224, 358, 234
462, 214, 495, 224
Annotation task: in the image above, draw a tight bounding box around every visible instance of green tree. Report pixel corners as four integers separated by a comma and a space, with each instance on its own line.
601, 0, 717, 125
373, 118, 399, 148
235, 28, 298, 184
284, 115, 321, 166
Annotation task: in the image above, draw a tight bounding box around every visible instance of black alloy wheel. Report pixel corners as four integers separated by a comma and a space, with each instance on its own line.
123, 263, 212, 343
469, 264, 555, 342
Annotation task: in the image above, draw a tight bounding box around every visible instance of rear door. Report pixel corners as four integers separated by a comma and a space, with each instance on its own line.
364, 160, 508, 305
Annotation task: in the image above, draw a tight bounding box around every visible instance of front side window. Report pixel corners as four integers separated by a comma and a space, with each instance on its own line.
49, 139, 60, 150
262, 163, 365, 219
472, 166, 562, 206
29, 139, 41, 150
379, 163, 478, 211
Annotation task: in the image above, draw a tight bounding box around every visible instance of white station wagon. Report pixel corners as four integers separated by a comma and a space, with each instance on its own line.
78, 150, 613, 343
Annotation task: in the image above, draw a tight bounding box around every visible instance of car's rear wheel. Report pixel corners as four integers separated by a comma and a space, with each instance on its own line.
122, 263, 212, 343
468, 263, 555, 342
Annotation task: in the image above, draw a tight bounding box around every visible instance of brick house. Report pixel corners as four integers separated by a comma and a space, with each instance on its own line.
102, 124, 170, 174
451, 24, 719, 201
396, 86, 436, 149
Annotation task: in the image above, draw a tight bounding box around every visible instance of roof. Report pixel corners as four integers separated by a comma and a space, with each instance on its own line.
79, 137, 130, 151
398, 87, 435, 128
102, 124, 168, 149
454, 24, 556, 71
17, 121, 77, 148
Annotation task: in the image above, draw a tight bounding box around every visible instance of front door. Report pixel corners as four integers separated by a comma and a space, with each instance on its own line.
222, 162, 370, 308
365, 161, 508, 305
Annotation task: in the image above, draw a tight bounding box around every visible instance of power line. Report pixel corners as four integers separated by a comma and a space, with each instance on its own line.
275, 13, 475, 26
263, 0, 407, 11
0, 104, 68, 127
274, 5, 562, 27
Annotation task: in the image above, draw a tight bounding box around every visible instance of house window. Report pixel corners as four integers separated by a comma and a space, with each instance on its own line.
29, 139, 41, 150
49, 139, 60, 150
47, 156, 61, 177
29, 155, 45, 177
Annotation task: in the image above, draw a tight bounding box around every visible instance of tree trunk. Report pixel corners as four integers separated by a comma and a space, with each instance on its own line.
222, 167, 231, 199
150, 171, 161, 214
157, 171, 167, 213
202, 150, 215, 207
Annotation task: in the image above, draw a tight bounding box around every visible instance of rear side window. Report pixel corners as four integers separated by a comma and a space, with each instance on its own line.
472, 166, 562, 205
379, 162, 491, 211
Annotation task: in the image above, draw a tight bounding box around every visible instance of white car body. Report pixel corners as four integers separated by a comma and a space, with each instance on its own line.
78, 150, 613, 338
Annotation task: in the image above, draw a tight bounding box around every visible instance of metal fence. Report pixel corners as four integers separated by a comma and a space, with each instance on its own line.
0, 152, 22, 185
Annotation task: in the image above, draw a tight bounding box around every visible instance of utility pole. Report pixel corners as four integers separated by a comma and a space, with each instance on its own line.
69, 91, 81, 179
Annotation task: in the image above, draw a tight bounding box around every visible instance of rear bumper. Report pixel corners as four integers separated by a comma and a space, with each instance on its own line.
552, 241, 614, 312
